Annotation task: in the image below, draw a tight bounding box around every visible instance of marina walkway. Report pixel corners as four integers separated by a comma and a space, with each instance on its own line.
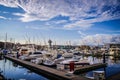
107, 73, 120, 80
74, 63, 107, 74
4, 55, 91, 80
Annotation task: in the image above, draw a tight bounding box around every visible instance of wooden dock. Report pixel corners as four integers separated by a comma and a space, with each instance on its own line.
0, 76, 3, 80
0, 74, 5, 80
4, 55, 91, 80
74, 63, 107, 74
107, 73, 120, 80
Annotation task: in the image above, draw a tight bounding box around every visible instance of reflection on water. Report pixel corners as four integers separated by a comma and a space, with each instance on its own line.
0, 59, 49, 80
85, 56, 120, 78
0, 56, 120, 79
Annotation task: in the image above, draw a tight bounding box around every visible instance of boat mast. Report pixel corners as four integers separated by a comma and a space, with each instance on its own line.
4, 33, 7, 49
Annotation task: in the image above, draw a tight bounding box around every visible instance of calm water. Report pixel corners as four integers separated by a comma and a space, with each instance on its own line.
0, 58, 49, 80
0, 56, 120, 79
85, 56, 120, 78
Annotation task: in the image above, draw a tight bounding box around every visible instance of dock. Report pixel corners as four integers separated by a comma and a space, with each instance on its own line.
74, 63, 107, 74
0, 76, 3, 80
107, 73, 120, 80
4, 55, 91, 80
0, 74, 5, 80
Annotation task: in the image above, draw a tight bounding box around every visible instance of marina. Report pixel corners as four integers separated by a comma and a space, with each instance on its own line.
0, 52, 120, 80
0, 0, 120, 80
0, 42, 120, 80
0, 47, 120, 80
5, 56, 106, 80
0, 40, 120, 80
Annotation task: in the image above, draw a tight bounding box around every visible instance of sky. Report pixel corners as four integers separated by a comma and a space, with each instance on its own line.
0, 0, 120, 45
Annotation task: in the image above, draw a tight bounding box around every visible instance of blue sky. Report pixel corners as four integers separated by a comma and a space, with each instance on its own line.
0, 0, 120, 45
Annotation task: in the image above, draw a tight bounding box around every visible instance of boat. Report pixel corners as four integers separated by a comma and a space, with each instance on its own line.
19, 46, 35, 56
62, 52, 73, 58
31, 57, 43, 64
43, 57, 64, 66
60, 55, 81, 64
19, 51, 43, 61
42, 51, 64, 66
60, 55, 90, 67
31, 51, 53, 64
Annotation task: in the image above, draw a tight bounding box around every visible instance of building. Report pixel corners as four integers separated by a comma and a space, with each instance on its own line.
105, 43, 120, 55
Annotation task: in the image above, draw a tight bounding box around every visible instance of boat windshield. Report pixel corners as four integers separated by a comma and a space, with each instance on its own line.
21, 49, 28, 51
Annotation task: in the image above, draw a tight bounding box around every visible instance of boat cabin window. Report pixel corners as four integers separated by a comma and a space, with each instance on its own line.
33, 52, 42, 54
21, 49, 28, 51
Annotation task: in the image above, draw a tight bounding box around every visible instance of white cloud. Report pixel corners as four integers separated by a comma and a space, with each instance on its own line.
0, 0, 18, 7
0, 16, 7, 19
64, 10, 120, 29
78, 34, 120, 45
45, 20, 68, 26
0, 0, 120, 29
64, 20, 94, 29
0, 11, 9, 14
13, 13, 42, 22
78, 31, 87, 38
25, 26, 49, 30
54, 20, 68, 24
0, 16, 12, 20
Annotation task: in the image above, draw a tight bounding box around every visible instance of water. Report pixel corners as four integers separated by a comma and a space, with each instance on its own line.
85, 56, 120, 78
0, 55, 120, 79
0, 58, 49, 80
